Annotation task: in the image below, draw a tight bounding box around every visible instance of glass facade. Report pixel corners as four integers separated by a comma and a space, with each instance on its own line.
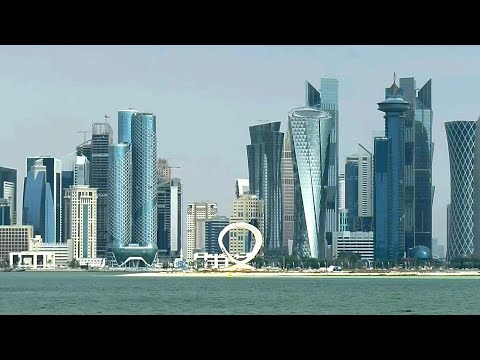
247, 121, 284, 253
281, 128, 294, 248
377, 80, 410, 260
288, 106, 333, 259
374, 137, 389, 261
22, 163, 55, 243
118, 109, 138, 144
157, 177, 182, 256
205, 216, 230, 254
61, 170, 74, 242
131, 113, 158, 254
0, 166, 17, 225
107, 143, 132, 259
399, 78, 433, 252
345, 156, 358, 232
0, 199, 10, 225
445, 120, 476, 259
475, 117, 480, 257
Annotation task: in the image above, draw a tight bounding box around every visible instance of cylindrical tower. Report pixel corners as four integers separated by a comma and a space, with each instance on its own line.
288, 106, 333, 259
107, 143, 132, 252
445, 120, 476, 260
474, 116, 480, 258
132, 113, 158, 260
118, 109, 139, 144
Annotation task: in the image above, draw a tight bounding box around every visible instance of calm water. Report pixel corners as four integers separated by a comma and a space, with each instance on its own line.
1, 272, 479, 314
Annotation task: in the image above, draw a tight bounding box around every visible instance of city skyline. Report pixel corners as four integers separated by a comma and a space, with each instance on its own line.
3, 45, 480, 250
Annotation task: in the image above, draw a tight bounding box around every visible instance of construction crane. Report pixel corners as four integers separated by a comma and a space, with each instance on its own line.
77, 130, 92, 143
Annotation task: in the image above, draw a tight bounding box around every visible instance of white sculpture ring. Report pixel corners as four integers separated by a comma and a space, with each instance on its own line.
217, 222, 263, 264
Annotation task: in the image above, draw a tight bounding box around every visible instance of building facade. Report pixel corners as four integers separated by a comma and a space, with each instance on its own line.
338, 172, 345, 210
61, 170, 74, 242
186, 202, 218, 261
64, 185, 98, 259
25, 157, 62, 243
288, 106, 333, 259
0, 225, 33, 263
235, 179, 249, 199
229, 194, 264, 255
157, 158, 172, 182
247, 121, 284, 253
374, 137, 389, 261
22, 160, 55, 243
205, 216, 230, 254
29, 236, 73, 266
118, 109, 139, 144
281, 127, 294, 249
157, 177, 182, 257
0, 166, 17, 225
376, 78, 410, 260
0, 198, 10, 225
473, 116, 480, 257
333, 231, 374, 261
445, 120, 476, 259
74, 155, 90, 186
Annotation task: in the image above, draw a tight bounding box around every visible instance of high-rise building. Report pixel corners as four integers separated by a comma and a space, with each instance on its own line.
399, 77, 433, 253
76, 139, 92, 165
338, 172, 345, 210
374, 137, 389, 261
61, 170, 74, 242
205, 216, 230, 254
74, 155, 90, 186
0, 166, 17, 225
473, 116, 480, 257
25, 156, 62, 243
305, 79, 339, 247
0, 198, 10, 225
345, 155, 359, 232
288, 106, 334, 259
376, 77, 410, 260
186, 202, 218, 261
157, 158, 172, 182
235, 179, 249, 199
107, 143, 132, 263
281, 128, 294, 249
91, 122, 112, 258
22, 160, 55, 243
64, 185, 97, 259
445, 120, 476, 260
229, 194, 264, 255
247, 121, 283, 253
131, 113, 157, 258
118, 109, 139, 144
157, 177, 182, 257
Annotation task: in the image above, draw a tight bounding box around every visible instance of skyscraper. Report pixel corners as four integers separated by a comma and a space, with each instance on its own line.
64, 185, 97, 259
22, 160, 55, 243
74, 155, 90, 186
118, 109, 139, 144
131, 113, 157, 259
445, 120, 476, 260
305, 79, 339, 246
157, 177, 182, 257
281, 127, 294, 249
399, 77, 433, 252
235, 179, 249, 199
186, 202, 218, 261
345, 155, 359, 232
338, 172, 345, 210
205, 216, 230, 254
157, 158, 172, 182
25, 156, 62, 243
0, 198, 11, 225
107, 143, 132, 263
61, 170, 74, 242
374, 137, 389, 261
91, 122, 112, 258
247, 121, 284, 253
473, 116, 480, 258
0, 166, 17, 225
288, 106, 333, 259
377, 77, 410, 260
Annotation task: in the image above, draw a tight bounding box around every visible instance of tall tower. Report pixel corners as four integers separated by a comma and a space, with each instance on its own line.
157, 177, 182, 257
374, 137, 389, 260
107, 143, 132, 262
0, 166, 17, 225
281, 127, 294, 249
229, 194, 264, 254
186, 202, 218, 261
445, 120, 476, 260
288, 106, 333, 259
377, 75, 410, 260
74, 155, 90, 186
118, 109, 139, 144
247, 121, 284, 253
64, 185, 97, 259
131, 113, 158, 255
91, 122, 112, 258
25, 156, 62, 243
474, 116, 480, 257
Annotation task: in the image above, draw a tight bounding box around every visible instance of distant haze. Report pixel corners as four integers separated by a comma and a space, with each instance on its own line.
1, 45, 477, 251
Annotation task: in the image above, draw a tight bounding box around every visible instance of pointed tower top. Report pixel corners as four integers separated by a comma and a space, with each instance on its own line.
390, 72, 399, 94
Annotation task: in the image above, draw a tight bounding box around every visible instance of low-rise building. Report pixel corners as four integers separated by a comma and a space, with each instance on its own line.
28, 236, 74, 267
9, 251, 56, 269
332, 231, 374, 261
0, 225, 33, 263
193, 252, 229, 269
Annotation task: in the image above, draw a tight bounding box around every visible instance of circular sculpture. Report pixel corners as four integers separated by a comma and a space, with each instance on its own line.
217, 222, 263, 265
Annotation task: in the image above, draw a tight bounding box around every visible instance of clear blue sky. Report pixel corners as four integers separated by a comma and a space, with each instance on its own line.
2, 45, 479, 251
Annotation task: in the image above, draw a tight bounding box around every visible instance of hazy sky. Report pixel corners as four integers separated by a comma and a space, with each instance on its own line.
1, 45, 478, 250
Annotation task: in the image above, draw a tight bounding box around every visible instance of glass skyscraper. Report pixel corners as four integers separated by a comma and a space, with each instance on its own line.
118, 109, 138, 144
445, 120, 476, 260
61, 170, 74, 242
288, 106, 333, 259
157, 177, 182, 257
205, 216, 230, 254
377, 78, 410, 260
399, 78, 433, 252
0, 166, 17, 225
474, 116, 480, 258
131, 113, 158, 259
247, 121, 284, 253
374, 137, 389, 261
23, 160, 55, 243
281, 127, 294, 249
